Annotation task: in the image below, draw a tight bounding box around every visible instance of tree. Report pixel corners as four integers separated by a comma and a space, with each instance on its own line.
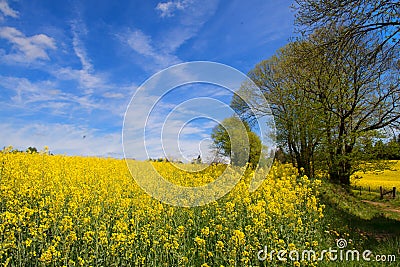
211, 116, 262, 168
308, 28, 400, 184
233, 27, 400, 185
191, 155, 202, 164
232, 41, 324, 178
247, 131, 262, 169
387, 136, 400, 159
274, 147, 288, 163
294, 0, 400, 61
26, 147, 38, 154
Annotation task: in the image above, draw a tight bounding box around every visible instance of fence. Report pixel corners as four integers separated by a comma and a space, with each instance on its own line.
355, 186, 397, 199
380, 186, 396, 199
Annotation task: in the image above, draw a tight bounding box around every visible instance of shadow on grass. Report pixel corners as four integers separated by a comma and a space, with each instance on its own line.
319, 182, 399, 258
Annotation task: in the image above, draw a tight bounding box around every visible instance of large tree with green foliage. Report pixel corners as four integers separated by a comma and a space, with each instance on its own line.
294, 0, 400, 61
293, 0, 400, 184
233, 27, 400, 185
211, 116, 262, 168
232, 41, 324, 178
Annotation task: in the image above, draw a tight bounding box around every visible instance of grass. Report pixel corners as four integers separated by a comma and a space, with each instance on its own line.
351, 160, 400, 222
316, 160, 400, 266
317, 180, 400, 266
351, 189, 400, 218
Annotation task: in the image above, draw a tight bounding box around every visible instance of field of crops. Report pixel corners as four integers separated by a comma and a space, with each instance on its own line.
351, 160, 400, 191
0, 150, 326, 266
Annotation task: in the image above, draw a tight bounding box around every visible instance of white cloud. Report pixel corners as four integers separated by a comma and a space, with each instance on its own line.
42, 21, 136, 117
49, 66, 133, 116
54, 66, 104, 92
0, 27, 56, 63
102, 92, 125, 99
0, 122, 123, 157
0, 0, 19, 18
57, 21, 135, 106
155, 0, 190, 18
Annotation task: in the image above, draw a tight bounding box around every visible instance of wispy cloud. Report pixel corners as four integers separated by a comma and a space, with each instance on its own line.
122, 0, 218, 72
0, 122, 123, 157
0, 0, 19, 18
0, 14, 134, 122
0, 76, 104, 115
50, 21, 134, 106
123, 29, 180, 70
102, 92, 126, 99
0, 76, 58, 105
56, 21, 105, 92
157, 0, 218, 53
0, 26, 56, 63
126, 29, 155, 57
71, 21, 92, 72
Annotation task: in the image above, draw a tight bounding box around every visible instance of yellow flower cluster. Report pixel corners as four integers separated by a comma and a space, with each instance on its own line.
0, 151, 324, 266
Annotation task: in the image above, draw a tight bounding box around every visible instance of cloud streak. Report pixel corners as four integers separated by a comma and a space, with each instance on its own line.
63, 21, 106, 91
0, 0, 19, 18
50, 20, 135, 110
123, 28, 180, 70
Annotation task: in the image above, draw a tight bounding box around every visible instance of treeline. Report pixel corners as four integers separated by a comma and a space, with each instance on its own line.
147, 157, 202, 164
362, 136, 400, 160
1, 146, 51, 154
275, 136, 400, 163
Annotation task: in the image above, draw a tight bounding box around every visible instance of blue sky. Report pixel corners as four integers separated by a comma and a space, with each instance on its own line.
0, 0, 294, 159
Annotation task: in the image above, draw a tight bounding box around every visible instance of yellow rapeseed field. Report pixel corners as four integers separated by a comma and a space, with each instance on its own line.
351, 160, 400, 191
0, 147, 324, 266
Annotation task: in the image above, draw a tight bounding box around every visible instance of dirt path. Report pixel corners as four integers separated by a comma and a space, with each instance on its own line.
361, 200, 400, 214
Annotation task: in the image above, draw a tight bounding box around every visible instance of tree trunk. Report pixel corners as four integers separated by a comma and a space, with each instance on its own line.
329, 144, 353, 185
293, 149, 313, 178
329, 162, 350, 185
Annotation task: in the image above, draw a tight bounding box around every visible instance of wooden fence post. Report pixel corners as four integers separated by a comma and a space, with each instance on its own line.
380, 186, 396, 199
